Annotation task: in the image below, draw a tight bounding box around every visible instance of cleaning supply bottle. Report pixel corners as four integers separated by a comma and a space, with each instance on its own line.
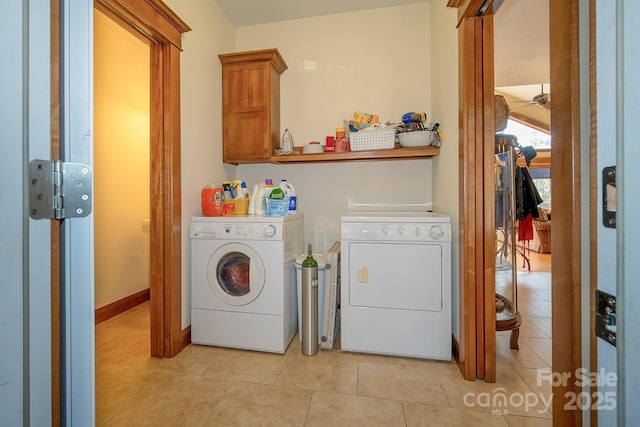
281, 129, 294, 154
231, 180, 245, 199
248, 181, 259, 214
267, 185, 287, 216
238, 181, 250, 199
269, 185, 285, 200
262, 179, 274, 214
279, 179, 297, 214
301, 243, 319, 356
253, 181, 267, 215
222, 180, 234, 199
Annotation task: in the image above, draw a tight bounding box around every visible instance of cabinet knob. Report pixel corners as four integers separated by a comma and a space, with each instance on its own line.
264, 148, 268, 153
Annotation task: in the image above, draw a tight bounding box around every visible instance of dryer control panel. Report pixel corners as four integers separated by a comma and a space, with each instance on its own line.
341, 221, 452, 243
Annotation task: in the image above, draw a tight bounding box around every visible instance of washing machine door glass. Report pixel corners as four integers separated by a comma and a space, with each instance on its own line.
207, 243, 265, 306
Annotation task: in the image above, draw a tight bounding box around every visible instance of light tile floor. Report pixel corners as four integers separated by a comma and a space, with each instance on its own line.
96, 252, 553, 426
496, 251, 553, 415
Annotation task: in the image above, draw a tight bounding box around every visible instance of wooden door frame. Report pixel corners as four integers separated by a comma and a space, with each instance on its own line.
450, 0, 583, 424
454, 12, 496, 383
92, 0, 191, 357
548, 0, 583, 423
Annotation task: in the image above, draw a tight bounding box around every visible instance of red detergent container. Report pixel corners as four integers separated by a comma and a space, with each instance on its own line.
201, 186, 225, 216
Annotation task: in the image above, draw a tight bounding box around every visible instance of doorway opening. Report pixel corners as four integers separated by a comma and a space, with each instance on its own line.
492, 0, 553, 414
453, 0, 583, 424
93, 7, 151, 328
93, 9, 153, 404
91, 0, 190, 358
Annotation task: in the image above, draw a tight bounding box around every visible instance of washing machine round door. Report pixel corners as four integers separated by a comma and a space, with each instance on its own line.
206, 242, 265, 306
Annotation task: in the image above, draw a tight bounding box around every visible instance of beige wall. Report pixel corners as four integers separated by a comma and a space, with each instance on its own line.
234, 2, 459, 337
156, 1, 459, 330
429, 0, 460, 339
93, 10, 150, 308
162, 0, 236, 327
235, 3, 435, 249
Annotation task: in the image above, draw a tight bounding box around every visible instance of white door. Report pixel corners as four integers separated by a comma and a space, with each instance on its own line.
616, 0, 640, 422
0, 1, 94, 425
1, 1, 53, 425
594, 0, 640, 423
594, 1, 618, 425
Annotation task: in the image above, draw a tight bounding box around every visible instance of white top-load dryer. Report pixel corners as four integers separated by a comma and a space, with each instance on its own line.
340, 212, 452, 360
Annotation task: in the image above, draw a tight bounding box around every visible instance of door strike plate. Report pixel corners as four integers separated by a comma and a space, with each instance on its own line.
602, 166, 616, 228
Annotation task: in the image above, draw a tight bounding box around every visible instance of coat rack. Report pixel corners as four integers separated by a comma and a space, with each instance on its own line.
495, 134, 522, 350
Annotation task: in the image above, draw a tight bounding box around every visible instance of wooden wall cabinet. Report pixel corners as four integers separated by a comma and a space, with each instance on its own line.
219, 49, 287, 164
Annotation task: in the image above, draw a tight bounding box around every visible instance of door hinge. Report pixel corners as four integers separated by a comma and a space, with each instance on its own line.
29, 159, 92, 220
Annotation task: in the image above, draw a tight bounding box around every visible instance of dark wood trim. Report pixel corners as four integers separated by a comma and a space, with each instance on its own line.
50, 1, 61, 424
451, 0, 495, 25
447, 0, 465, 8
164, 42, 186, 357
457, 16, 488, 381
455, 0, 502, 384
271, 146, 440, 164
472, 19, 485, 380
149, 42, 165, 357
457, 16, 475, 381
94, 0, 190, 49
481, 15, 496, 384
95, 288, 151, 324
550, 0, 582, 424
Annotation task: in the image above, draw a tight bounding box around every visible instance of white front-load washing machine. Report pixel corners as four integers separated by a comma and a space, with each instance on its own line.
190, 213, 303, 353
340, 211, 452, 360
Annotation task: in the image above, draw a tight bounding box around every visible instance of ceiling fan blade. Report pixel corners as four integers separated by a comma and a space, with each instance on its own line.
510, 103, 538, 112
511, 101, 551, 113
508, 100, 536, 104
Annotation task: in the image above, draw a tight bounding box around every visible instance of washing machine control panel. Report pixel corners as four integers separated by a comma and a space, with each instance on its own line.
191, 221, 284, 240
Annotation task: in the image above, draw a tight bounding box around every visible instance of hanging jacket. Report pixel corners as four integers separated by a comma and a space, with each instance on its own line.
515, 166, 543, 220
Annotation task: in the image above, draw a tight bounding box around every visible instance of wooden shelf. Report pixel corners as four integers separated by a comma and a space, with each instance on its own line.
268, 145, 440, 164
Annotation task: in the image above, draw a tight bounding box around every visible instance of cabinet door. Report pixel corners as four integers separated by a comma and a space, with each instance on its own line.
222, 62, 271, 162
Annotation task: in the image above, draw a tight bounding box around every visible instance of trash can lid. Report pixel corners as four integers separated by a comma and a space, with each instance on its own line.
295, 253, 326, 269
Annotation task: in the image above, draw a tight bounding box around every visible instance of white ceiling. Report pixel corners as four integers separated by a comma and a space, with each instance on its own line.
493, 0, 550, 129
215, 0, 427, 27
494, 0, 550, 101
